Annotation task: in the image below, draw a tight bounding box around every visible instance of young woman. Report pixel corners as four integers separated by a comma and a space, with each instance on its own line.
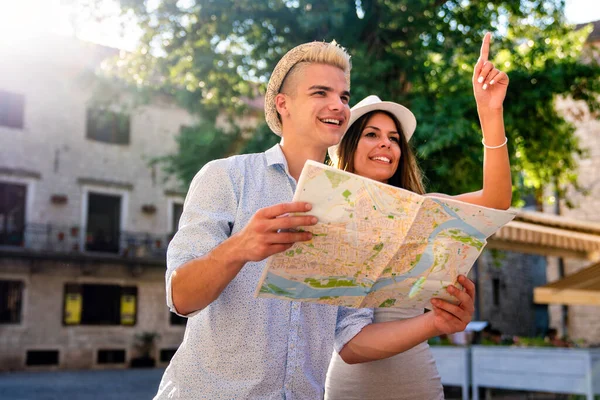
325, 33, 511, 399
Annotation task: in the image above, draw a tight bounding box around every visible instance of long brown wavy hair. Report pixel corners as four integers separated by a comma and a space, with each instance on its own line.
334, 110, 425, 195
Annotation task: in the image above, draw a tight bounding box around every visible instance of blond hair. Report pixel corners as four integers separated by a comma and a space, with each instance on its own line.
279, 41, 351, 95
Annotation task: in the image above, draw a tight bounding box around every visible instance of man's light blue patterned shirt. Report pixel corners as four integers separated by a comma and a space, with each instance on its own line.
155, 144, 373, 399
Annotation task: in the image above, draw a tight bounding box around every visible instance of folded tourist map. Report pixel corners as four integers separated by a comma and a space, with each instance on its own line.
256, 160, 516, 309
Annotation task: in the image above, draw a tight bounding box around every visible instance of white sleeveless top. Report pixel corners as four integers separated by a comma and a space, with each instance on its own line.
325, 308, 444, 400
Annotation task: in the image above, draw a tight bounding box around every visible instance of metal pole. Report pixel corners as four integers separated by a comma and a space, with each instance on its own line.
554, 182, 568, 337
473, 258, 481, 322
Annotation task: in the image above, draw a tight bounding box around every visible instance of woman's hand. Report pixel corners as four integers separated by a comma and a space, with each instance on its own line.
429, 275, 476, 335
473, 32, 509, 110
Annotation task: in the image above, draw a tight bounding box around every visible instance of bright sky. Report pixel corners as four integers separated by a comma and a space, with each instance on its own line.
564, 0, 600, 24
0, 0, 598, 50
0, 0, 142, 50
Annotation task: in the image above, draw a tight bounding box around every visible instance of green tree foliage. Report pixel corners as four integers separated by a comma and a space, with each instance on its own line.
152, 121, 233, 186
152, 120, 280, 185
106, 0, 599, 203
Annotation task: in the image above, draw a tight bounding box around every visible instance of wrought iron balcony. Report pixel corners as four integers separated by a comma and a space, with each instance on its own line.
0, 223, 169, 263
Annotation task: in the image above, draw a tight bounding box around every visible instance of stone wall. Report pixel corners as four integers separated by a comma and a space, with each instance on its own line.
0, 257, 185, 371
475, 250, 548, 337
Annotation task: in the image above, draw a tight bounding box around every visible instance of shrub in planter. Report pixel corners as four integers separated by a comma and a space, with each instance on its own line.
130, 331, 160, 368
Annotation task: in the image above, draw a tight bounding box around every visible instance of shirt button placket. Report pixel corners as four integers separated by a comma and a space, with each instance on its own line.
287, 302, 302, 397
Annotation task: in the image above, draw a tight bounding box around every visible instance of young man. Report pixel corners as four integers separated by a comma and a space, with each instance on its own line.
155, 41, 475, 399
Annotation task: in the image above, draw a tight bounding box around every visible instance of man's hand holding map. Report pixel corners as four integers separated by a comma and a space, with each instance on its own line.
256, 160, 516, 309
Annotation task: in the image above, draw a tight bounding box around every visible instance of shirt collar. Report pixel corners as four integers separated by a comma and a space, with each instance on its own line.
265, 143, 295, 183
265, 143, 288, 168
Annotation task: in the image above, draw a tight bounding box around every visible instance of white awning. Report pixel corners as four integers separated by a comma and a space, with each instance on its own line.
488, 210, 600, 260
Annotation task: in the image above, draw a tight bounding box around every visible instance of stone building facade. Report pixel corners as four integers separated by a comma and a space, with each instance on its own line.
0, 35, 194, 371
545, 91, 600, 344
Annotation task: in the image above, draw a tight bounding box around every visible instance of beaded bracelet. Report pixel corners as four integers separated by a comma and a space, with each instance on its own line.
482, 136, 508, 149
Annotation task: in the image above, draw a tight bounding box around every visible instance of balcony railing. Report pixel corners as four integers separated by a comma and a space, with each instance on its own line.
0, 223, 170, 262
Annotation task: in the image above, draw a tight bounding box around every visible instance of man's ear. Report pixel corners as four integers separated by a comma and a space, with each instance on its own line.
275, 93, 289, 119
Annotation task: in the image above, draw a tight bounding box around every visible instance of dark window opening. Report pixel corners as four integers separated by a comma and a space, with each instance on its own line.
81, 284, 121, 325
0, 280, 24, 324
0, 182, 26, 246
160, 348, 177, 363
86, 109, 130, 144
170, 312, 187, 326
26, 350, 59, 366
63, 283, 137, 326
171, 203, 183, 239
85, 193, 121, 253
0, 90, 25, 129
492, 278, 501, 307
97, 349, 126, 364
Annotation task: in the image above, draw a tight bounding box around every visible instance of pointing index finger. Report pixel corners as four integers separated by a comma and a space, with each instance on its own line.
479, 32, 491, 62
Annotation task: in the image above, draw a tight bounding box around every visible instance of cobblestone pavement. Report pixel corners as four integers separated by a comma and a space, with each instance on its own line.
0, 370, 581, 400
0, 368, 164, 400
